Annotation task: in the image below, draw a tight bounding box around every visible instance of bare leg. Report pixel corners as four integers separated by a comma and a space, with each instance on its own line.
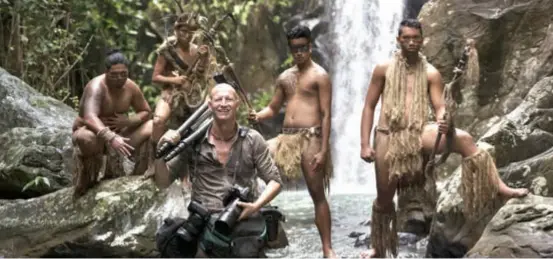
421, 125, 528, 198
142, 99, 171, 179
124, 120, 154, 175
301, 135, 336, 258
361, 130, 398, 258
124, 120, 153, 148
72, 127, 105, 198
152, 98, 171, 143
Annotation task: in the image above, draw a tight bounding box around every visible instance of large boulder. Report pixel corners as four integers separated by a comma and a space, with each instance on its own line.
0, 67, 75, 134
426, 76, 553, 257
465, 195, 553, 258
0, 67, 77, 199
419, 0, 553, 135
0, 127, 73, 199
0, 176, 189, 257
403, 0, 553, 251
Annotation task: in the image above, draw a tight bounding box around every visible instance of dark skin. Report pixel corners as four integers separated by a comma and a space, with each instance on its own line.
150, 24, 210, 143
359, 26, 528, 258
73, 63, 152, 158
249, 37, 335, 258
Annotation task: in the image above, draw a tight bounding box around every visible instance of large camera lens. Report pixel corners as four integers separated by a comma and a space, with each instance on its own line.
214, 199, 242, 235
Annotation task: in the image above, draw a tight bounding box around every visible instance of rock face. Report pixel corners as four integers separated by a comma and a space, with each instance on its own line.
0, 176, 189, 257
0, 127, 73, 198
465, 195, 553, 258
410, 0, 553, 256
0, 68, 77, 199
0, 67, 76, 134
232, 0, 330, 95
426, 76, 553, 257
420, 0, 553, 135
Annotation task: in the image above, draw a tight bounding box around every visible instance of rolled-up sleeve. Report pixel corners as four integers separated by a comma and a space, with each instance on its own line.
251, 131, 282, 185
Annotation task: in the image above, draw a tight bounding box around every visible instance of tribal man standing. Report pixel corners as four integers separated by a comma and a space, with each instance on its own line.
249, 25, 336, 258
359, 19, 528, 258
144, 12, 215, 177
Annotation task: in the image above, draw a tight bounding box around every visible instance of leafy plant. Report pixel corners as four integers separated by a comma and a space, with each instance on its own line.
0, 0, 296, 110
237, 87, 274, 126
22, 176, 51, 192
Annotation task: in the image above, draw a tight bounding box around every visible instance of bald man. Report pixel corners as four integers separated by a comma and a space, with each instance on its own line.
153, 83, 283, 257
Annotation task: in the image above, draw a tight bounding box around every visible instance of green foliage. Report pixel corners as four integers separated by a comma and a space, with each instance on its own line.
1, 0, 293, 110
237, 87, 274, 126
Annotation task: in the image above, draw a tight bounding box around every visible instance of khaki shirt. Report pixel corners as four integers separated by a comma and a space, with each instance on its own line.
168, 124, 282, 211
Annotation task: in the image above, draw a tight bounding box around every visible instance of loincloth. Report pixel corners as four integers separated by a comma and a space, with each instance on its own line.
373, 123, 436, 187
71, 126, 126, 179
272, 126, 333, 191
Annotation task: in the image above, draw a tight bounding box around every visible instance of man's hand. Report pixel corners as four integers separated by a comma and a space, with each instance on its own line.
311, 150, 327, 171
104, 114, 131, 133
360, 146, 376, 163
438, 119, 449, 134
110, 135, 135, 157
158, 129, 181, 148
198, 45, 209, 56
248, 110, 259, 123
171, 75, 189, 87
237, 201, 260, 221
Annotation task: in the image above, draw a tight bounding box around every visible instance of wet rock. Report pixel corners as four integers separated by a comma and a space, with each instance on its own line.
426, 76, 553, 257
352, 232, 422, 248
348, 231, 364, 238
0, 176, 189, 257
466, 195, 553, 258
0, 127, 73, 199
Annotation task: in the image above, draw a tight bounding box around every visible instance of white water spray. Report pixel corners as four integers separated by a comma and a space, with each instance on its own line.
329, 0, 404, 194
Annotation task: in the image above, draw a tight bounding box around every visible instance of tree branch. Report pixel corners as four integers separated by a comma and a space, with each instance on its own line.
51, 35, 93, 89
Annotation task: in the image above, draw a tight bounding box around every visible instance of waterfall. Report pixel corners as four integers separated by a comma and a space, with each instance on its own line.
328, 0, 404, 194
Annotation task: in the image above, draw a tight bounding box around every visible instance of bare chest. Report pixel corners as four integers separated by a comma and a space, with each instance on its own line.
213, 141, 234, 165
168, 48, 198, 72
100, 89, 133, 116
282, 73, 318, 100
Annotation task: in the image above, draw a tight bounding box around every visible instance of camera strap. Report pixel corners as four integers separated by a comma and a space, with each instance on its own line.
232, 127, 249, 182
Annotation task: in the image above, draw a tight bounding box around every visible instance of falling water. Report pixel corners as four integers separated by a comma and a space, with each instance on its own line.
329, 0, 404, 194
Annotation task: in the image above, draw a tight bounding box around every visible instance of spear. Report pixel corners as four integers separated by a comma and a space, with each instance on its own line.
424, 38, 479, 176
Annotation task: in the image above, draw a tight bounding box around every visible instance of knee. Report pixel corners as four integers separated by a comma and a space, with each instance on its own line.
306, 183, 327, 203
75, 131, 102, 155
375, 196, 395, 211
153, 116, 167, 129
456, 131, 474, 146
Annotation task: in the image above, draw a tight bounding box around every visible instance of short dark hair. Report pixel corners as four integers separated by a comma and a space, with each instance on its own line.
105, 48, 129, 69
286, 25, 311, 44
398, 19, 423, 36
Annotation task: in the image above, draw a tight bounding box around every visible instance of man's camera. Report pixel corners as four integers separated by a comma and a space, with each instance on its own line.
174, 200, 211, 256
214, 184, 251, 236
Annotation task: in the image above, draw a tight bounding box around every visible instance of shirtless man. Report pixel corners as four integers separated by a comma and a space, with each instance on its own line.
359, 19, 528, 258
150, 12, 212, 149
249, 25, 336, 258
71, 49, 152, 198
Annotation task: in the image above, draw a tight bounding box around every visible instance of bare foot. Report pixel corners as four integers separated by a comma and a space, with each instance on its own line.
360, 249, 376, 259
499, 186, 529, 199
141, 167, 155, 180
323, 248, 338, 258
